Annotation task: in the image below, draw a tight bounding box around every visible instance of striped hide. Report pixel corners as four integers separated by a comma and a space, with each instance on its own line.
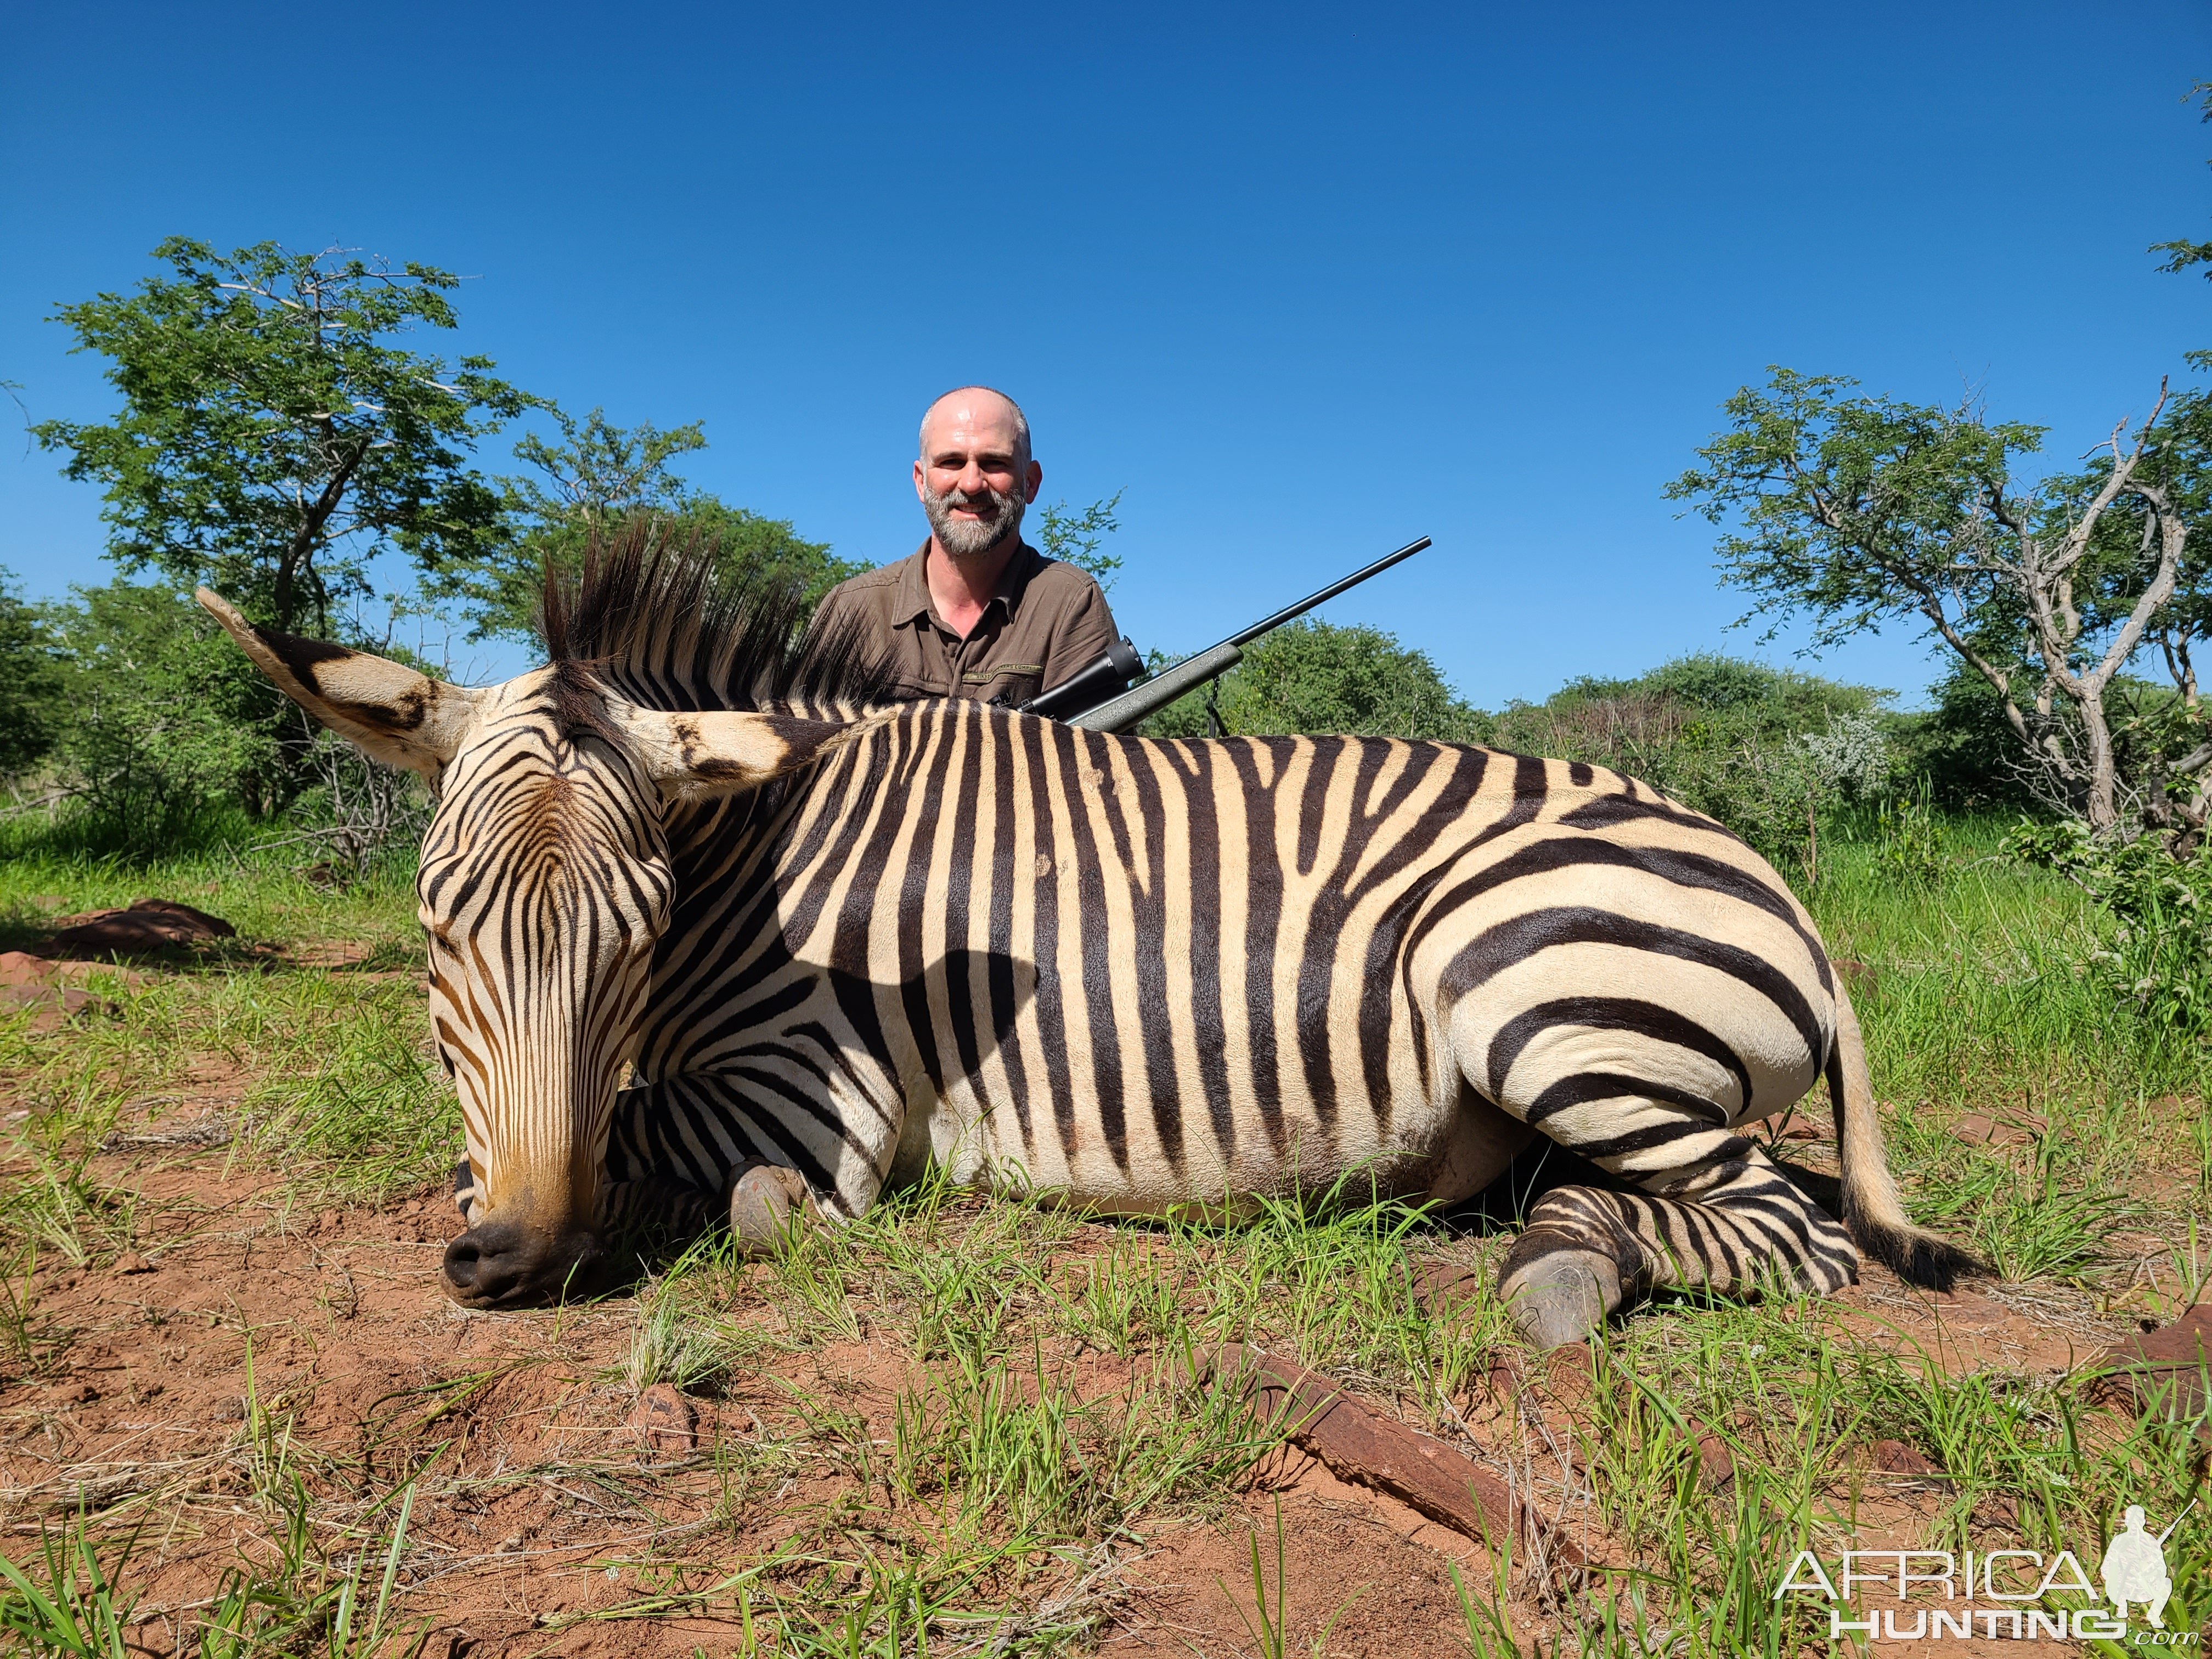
199, 533, 1979, 1345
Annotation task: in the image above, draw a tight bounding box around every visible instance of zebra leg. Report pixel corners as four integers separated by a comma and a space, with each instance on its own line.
1499, 1124, 1858, 1348
608, 1074, 871, 1248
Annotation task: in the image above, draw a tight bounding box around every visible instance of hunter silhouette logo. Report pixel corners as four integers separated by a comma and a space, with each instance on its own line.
1771, 1499, 2200, 1642
2103, 1502, 2191, 1629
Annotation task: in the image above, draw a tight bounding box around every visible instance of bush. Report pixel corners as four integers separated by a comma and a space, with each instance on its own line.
2007, 817, 2212, 1036
1489, 654, 1895, 874
0, 574, 65, 786
1141, 620, 1488, 743
36, 579, 281, 851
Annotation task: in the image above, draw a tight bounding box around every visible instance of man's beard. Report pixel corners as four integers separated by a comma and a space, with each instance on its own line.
923, 482, 1026, 558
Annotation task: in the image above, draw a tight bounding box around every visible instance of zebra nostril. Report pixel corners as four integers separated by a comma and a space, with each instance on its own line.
441, 1221, 602, 1306
441, 1231, 487, 1291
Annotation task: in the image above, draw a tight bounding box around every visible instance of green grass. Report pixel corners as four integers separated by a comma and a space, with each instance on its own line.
1, 816, 2208, 1653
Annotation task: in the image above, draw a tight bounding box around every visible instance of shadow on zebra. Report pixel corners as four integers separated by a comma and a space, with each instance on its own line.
196, 528, 1984, 1348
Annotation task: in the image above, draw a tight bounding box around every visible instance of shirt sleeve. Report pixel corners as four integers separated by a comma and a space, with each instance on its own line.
1040, 578, 1120, 692
809, 577, 857, 635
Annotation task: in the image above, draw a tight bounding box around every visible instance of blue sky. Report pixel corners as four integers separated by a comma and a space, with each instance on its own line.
3, 2, 2208, 707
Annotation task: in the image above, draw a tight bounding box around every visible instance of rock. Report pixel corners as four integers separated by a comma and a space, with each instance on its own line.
126, 899, 235, 937
1543, 1341, 1599, 1410
1868, 1437, 1943, 1477
2088, 1304, 2212, 1434
1200, 1344, 1581, 1570
0, 951, 55, 988
629, 1383, 696, 1456
50, 899, 235, 958
1687, 1419, 1735, 1489
0, 980, 114, 1035
1410, 1261, 1485, 1323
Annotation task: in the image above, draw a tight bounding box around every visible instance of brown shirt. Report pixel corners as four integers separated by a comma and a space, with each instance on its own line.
813, 540, 1119, 706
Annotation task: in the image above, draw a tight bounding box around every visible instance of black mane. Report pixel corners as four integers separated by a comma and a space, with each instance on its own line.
536, 518, 899, 721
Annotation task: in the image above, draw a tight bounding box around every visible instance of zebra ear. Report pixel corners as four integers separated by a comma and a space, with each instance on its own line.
623, 709, 853, 800
195, 587, 482, 780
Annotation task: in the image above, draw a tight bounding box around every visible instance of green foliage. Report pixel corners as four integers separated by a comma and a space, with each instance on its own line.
32, 238, 532, 638
1035, 492, 1124, 591
35, 579, 281, 849
0, 572, 65, 781
2008, 816, 2212, 1037
1903, 662, 2039, 808
2149, 80, 2212, 279
431, 406, 866, 642
1666, 367, 2047, 654
1668, 364, 2212, 835
1141, 618, 1487, 742
1493, 653, 1894, 872
1874, 785, 1948, 885
0, 1515, 140, 1658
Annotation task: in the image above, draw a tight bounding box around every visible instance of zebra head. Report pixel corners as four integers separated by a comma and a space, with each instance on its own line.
194, 580, 858, 1307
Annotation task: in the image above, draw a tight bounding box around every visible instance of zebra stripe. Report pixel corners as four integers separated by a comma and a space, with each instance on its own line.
212, 534, 1976, 1339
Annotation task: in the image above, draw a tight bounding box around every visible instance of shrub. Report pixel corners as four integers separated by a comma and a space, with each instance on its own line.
0, 574, 65, 785
1491, 654, 1895, 876
2007, 817, 2212, 1036
1141, 620, 1488, 743
37, 579, 281, 851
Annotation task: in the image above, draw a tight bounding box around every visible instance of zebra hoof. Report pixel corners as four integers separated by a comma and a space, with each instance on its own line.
729, 1162, 819, 1256
1504, 1254, 1615, 1350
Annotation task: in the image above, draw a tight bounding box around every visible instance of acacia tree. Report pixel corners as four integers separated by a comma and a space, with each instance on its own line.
430, 406, 868, 644
34, 238, 532, 638
1667, 368, 2193, 836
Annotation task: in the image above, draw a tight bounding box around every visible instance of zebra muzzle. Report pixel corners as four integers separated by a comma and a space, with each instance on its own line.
441, 1217, 607, 1307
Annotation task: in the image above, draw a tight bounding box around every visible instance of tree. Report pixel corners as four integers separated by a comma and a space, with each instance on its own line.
432, 407, 867, 643
0, 570, 65, 782
1143, 618, 1487, 742
33, 238, 532, 638
1666, 368, 2191, 835
1036, 492, 1125, 590
36, 578, 279, 846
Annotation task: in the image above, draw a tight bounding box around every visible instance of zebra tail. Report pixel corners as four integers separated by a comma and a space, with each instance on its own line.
1825, 973, 1989, 1290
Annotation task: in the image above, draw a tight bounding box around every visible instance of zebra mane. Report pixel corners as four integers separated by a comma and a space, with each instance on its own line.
535, 519, 899, 723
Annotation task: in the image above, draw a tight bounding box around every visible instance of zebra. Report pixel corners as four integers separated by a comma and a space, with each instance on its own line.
196, 533, 1980, 1347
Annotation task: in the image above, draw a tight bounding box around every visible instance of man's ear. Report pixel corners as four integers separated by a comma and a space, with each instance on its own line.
195, 587, 482, 780
615, 707, 852, 801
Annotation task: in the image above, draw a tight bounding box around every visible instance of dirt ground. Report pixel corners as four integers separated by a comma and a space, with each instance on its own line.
0, 1094, 2169, 1657
0, 917, 2194, 1655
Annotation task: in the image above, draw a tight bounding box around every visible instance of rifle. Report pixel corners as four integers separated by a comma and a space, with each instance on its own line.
1020, 536, 1432, 732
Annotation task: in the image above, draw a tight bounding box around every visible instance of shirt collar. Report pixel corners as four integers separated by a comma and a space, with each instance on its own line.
891, 539, 1045, 629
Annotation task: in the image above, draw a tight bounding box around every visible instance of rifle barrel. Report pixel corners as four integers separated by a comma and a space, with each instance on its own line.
1227, 537, 1430, 647
1062, 535, 1431, 733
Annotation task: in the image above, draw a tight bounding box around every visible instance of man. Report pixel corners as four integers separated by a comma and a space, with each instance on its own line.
813, 386, 1120, 706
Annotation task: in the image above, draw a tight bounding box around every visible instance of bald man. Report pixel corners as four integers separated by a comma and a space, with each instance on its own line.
812, 387, 1121, 706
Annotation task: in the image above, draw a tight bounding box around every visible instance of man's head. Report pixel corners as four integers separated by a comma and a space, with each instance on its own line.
915, 386, 1042, 560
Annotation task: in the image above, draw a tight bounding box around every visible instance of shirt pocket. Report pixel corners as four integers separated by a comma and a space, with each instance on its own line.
966, 663, 1046, 706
